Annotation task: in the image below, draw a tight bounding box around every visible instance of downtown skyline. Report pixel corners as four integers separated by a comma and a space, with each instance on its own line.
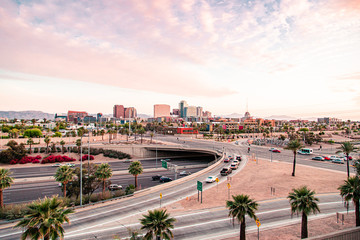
0, 0, 359, 120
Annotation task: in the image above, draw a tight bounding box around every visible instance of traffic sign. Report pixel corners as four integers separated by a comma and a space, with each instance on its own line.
160, 193, 162, 199
215, 177, 219, 183
161, 160, 167, 169
227, 183, 231, 189
256, 218, 261, 227
197, 181, 203, 191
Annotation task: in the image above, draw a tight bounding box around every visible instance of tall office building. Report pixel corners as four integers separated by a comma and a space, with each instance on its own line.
179, 100, 188, 118
196, 106, 203, 117
67, 111, 88, 122
154, 104, 170, 118
186, 106, 197, 117
113, 105, 125, 118
125, 107, 137, 118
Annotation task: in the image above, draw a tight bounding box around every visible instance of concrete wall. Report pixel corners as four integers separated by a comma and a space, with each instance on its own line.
308, 227, 360, 240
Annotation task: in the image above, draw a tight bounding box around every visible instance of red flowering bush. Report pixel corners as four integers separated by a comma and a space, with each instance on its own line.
10, 160, 18, 165
32, 159, 40, 164
41, 155, 76, 164
80, 155, 94, 161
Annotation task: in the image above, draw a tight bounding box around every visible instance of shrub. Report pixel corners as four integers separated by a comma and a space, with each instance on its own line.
10, 160, 17, 165
113, 190, 125, 198
40, 147, 46, 153
0, 203, 31, 220
33, 147, 39, 153
56, 147, 61, 152
125, 185, 135, 195
80, 155, 94, 161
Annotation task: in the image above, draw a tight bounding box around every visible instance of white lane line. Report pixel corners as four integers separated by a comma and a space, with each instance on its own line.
64, 201, 344, 239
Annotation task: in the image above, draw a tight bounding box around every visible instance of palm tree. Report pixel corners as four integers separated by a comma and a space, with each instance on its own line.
44, 136, 51, 154
54, 166, 74, 198
76, 138, 82, 154
338, 176, 360, 226
14, 196, 74, 240
0, 168, 13, 208
226, 194, 258, 240
140, 209, 176, 240
150, 132, 154, 144
138, 128, 145, 144
284, 140, 303, 177
27, 137, 34, 154
60, 140, 66, 154
128, 161, 143, 189
337, 142, 357, 178
95, 163, 113, 197
288, 186, 320, 239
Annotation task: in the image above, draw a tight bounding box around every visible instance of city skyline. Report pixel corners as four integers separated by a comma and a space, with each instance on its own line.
0, 1, 359, 120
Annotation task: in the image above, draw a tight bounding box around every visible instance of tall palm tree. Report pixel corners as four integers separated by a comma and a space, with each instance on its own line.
54, 166, 74, 198
128, 161, 143, 189
284, 140, 303, 177
226, 194, 258, 240
0, 168, 13, 208
44, 136, 51, 154
140, 209, 176, 240
150, 132, 154, 144
76, 138, 82, 154
27, 137, 34, 154
338, 176, 360, 226
100, 129, 105, 141
138, 128, 145, 144
95, 163, 113, 197
14, 196, 74, 240
60, 140, 66, 154
288, 186, 320, 239
337, 142, 357, 178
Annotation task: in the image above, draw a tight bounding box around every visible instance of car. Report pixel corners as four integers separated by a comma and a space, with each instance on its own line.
332, 159, 344, 164
236, 155, 242, 161
52, 163, 62, 167
312, 156, 324, 161
206, 176, 216, 183
65, 163, 75, 167
108, 184, 122, 191
269, 147, 276, 151
232, 160, 240, 166
159, 177, 172, 183
329, 156, 339, 160
179, 171, 191, 176
220, 167, 232, 176
228, 156, 233, 160
322, 156, 331, 161
230, 163, 238, 170
271, 149, 281, 153
224, 158, 230, 163
152, 175, 162, 181
162, 158, 171, 162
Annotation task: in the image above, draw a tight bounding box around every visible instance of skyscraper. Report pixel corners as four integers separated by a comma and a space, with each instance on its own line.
113, 105, 125, 118
125, 107, 137, 118
179, 100, 188, 118
154, 104, 170, 118
196, 106, 203, 117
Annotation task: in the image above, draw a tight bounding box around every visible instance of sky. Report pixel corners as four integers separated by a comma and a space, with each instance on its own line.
0, 0, 359, 120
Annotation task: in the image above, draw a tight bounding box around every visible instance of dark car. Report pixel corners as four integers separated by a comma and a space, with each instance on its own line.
312, 156, 324, 161
152, 175, 162, 181
236, 156, 242, 161
220, 167, 232, 176
159, 177, 172, 183
224, 158, 230, 163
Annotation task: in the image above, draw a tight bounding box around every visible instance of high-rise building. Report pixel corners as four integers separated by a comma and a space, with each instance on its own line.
179, 100, 188, 118
186, 106, 197, 117
172, 109, 180, 116
154, 104, 170, 118
203, 111, 212, 118
196, 106, 203, 117
113, 105, 125, 118
125, 107, 137, 118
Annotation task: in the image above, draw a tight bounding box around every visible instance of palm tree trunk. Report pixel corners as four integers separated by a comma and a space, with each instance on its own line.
63, 182, 67, 198
301, 211, 308, 238
292, 152, 296, 176
135, 175, 138, 188
346, 153, 350, 179
103, 180, 106, 197
240, 219, 246, 240
0, 189, 3, 208
29, 143, 32, 154
355, 200, 360, 227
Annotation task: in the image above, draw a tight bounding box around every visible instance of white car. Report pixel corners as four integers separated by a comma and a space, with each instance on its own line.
108, 184, 123, 191
52, 163, 62, 167
65, 163, 75, 167
269, 147, 276, 151
232, 160, 240, 166
179, 171, 191, 176
206, 176, 216, 183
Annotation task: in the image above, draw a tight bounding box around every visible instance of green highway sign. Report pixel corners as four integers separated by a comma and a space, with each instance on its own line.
161, 160, 167, 169
197, 181, 203, 191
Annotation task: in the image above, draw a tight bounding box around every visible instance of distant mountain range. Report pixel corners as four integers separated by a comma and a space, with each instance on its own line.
0, 111, 55, 120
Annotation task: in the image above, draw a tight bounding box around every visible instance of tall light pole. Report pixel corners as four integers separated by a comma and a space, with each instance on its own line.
155, 130, 158, 168
80, 136, 83, 207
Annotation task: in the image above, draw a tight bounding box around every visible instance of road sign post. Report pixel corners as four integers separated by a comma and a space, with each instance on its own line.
197, 181, 203, 203
216, 177, 219, 191
227, 183, 231, 199
256, 218, 261, 240
160, 193, 162, 208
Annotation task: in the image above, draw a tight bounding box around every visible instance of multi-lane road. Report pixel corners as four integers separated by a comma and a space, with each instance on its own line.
0, 136, 353, 239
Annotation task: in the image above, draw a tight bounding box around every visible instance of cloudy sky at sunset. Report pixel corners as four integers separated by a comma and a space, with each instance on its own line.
0, 0, 359, 120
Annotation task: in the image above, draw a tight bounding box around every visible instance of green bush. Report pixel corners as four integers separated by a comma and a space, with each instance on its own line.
113, 190, 125, 198
40, 147, 46, 153
125, 185, 135, 195
0, 203, 31, 220
33, 147, 39, 153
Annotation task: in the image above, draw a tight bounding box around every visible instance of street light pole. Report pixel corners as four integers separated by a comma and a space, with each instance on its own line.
155, 130, 158, 168
80, 136, 83, 207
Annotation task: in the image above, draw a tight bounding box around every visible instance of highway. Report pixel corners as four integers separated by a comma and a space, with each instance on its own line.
0, 136, 354, 239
